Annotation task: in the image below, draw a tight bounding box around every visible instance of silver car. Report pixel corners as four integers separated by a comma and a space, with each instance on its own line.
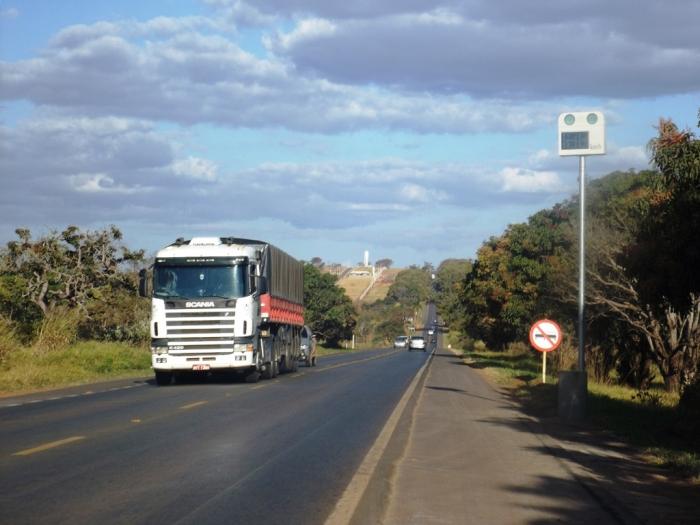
393, 335, 409, 348
299, 325, 317, 367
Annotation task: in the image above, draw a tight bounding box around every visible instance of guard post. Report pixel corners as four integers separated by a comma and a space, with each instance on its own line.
557, 111, 606, 421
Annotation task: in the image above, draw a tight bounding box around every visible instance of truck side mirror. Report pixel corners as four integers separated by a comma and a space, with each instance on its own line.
138, 269, 150, 298
256, 275, 268, 294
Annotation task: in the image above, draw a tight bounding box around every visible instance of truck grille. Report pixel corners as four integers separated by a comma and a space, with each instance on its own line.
165, 307, 236, 353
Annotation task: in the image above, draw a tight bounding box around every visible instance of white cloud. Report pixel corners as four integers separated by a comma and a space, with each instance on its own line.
70, 173, 150, 194
269, 2, 700, 99
399, 183, 448, 203
0, 17, 556, 134
500, 167, 563, 193
173, 157, 218, 181
274, 18, 336, 50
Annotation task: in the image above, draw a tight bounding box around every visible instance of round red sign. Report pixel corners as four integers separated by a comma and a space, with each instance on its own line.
529, 319, 562, 353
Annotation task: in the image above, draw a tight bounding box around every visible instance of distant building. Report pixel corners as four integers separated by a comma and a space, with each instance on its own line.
363, 250, 369, 267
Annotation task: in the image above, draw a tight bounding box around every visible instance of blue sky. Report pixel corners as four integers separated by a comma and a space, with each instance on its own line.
1, 1, 699, 267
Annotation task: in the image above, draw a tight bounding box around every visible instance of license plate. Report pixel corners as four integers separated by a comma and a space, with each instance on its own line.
192, 364, 210, 371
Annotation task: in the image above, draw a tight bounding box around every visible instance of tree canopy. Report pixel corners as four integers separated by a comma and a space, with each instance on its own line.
303, 263, 357, 347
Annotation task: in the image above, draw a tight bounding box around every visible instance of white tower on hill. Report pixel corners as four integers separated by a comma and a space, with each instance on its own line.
363, 250, 369, 267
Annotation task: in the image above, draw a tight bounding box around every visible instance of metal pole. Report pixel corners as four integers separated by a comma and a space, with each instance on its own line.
578, 155, 586, 371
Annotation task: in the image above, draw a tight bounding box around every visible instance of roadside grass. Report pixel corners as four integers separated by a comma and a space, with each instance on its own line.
463, 348, 700, 481
0, 341, 151, 394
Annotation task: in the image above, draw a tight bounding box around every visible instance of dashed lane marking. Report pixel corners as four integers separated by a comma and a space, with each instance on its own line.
180, 401, 208, 410
12, 436, 86, 457
1, 383, 147, 409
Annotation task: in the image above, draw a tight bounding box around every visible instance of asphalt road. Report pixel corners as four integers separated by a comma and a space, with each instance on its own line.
0, 346, 430, 525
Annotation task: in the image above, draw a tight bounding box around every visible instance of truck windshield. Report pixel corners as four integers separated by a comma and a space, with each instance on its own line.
153, 265, 247, 299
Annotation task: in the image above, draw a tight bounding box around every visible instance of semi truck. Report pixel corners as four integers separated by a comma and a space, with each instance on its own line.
139, 236, 304, 385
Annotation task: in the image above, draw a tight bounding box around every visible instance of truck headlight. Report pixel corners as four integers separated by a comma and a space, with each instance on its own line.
151, 339, 169, 354
234, 343, 254, 353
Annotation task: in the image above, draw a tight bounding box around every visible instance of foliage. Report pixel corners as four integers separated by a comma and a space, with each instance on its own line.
0, 272, 42, 342
460, 206, 572, 349
375, 258, 393, 269
0, 316, 18, 364
433, 258, 471, 327
0, 225, 147, 347
356, 300, 408, 345
303, 263, 357, 347
385, 267, 432, 308
80, 286, 150, 344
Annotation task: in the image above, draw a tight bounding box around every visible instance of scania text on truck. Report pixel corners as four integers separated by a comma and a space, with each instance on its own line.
139, 237, 304, 385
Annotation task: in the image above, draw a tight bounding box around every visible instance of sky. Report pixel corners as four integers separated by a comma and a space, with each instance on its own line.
1, 1, 699, 267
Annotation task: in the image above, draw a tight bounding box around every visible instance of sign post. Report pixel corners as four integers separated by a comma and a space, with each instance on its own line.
557, 111, 606, 419
558, 111, 605, 370
529, 319, 562, 383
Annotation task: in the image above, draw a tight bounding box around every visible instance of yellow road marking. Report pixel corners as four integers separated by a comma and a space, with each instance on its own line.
13, 436, 86, 457
180, 401, 208, 410
131, 418, 142, 423
251, 385, 266, 390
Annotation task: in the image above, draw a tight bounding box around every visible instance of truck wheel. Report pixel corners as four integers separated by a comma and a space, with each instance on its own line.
262, 362, 274, 380
245, 370, 260, 383
155, 371, 173, 386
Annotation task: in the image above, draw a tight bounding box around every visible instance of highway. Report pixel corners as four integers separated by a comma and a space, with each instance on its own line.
0, 346, 430, 525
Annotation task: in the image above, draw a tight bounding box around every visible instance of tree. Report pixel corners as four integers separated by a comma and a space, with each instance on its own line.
303, 263, 357, 347
375, 258, 393, 269
310, 257, 324, 268
386, 268, 431, 309
3, 226, 144, 316
433, 259, 471, 328
460, 207, 571, 349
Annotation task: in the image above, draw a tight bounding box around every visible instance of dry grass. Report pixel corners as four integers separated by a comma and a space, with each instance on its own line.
338, 267, 401, 303
337, 274, 372, 301
362, 268, 401, 303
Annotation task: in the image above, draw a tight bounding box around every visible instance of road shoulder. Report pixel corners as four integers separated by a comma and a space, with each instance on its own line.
376, 348, 699, 524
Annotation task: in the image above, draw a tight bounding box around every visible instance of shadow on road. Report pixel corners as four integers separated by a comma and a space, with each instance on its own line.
426, 347, 700, 523
475, 400, 700, 524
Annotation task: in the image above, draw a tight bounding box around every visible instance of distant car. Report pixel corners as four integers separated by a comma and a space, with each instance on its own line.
409, 336, 426, 351
393, 335, 409, 349
427, 328, 435, 336
299, 325, 317, 367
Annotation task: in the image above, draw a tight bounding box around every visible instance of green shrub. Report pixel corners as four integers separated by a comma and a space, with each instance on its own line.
80, 287, 150, 344
0, 341, 150, 393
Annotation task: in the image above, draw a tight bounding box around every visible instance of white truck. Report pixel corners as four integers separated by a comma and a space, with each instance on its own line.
139, 237, 304, 385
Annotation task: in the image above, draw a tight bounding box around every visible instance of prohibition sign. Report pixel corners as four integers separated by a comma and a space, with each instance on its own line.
529, 319, 562, 353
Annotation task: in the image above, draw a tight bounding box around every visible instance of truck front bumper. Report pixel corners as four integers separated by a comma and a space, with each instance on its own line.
152, 351, 254, 371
